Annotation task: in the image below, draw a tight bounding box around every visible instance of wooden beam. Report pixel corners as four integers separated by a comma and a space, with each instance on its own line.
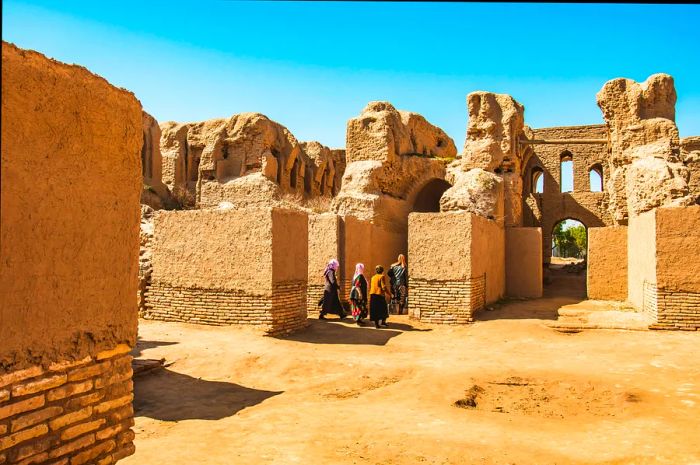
520, 138, 607, 145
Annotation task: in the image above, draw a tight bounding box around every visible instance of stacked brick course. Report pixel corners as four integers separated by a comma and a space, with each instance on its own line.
645, 282, 700, 331
145, 281, 307, 335
0, 346, 135, 465
410, 276, 486, 324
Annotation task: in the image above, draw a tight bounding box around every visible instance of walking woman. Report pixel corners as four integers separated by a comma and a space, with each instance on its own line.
369, 265, 391, 328
349, 263, 368, 326
388, 254, 409, 315
320, 259, 346, 320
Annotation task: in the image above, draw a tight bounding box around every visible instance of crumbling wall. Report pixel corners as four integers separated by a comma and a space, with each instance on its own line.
587, 226, 628, 301
140, 112, 175, 209
596, 74, 693, 224
1, 42, 140, 464
443, 92, 526, 226
408, 212, 504, 323
681, 136, 700, 200
145, 207, 308, 334
333, 101, 456, 229
159, 113, 344, 209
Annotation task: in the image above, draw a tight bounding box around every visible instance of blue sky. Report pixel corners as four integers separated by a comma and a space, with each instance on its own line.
3, 1, 700, 150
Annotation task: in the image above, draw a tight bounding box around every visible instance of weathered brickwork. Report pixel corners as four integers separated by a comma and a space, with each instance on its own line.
270, 281, 308, 334
306, 284, 325, 315
145, 281, 307, 334
645, 282, 700, 331
0, 346, 135, 465
410, 276, 486, 324
523, 125, 614, 263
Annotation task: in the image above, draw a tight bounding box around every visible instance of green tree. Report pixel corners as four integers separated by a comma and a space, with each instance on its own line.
552, 222, 587, 258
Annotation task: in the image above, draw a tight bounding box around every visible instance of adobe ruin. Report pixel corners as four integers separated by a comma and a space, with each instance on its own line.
2, 38, 700, 464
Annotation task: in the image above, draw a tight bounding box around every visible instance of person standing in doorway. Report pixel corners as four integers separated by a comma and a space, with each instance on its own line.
320, 259, 346, 320
349, 263, 368, 326
369, 265, 391, 328
388, 254, 409, 315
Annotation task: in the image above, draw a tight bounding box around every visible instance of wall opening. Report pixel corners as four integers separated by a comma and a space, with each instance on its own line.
548, 218, 588, 298
589, 164, 603, 192
290, 158, 299, 189
303, 167, 312, 194
412, 179, 452, 213
271, 148, 282, 184
551, 219, 587, 260
560, 151, 573, 193
187, 147, 202, 183
531, 166, 544, 194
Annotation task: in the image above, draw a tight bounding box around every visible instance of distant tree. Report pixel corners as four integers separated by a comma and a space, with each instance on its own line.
552, 222, 587, 258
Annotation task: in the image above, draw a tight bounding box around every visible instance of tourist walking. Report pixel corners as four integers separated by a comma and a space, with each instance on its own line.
349, 263, 368, 326
369, 265, 391, 328
388, 254, 409, 315
320, 259, 346, 320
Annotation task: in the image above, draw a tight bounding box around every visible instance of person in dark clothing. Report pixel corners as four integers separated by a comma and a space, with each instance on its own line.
388, 254, 409, 315
320, 259, 346, 320
369, 265, 391, 328
349, 263, 368, 326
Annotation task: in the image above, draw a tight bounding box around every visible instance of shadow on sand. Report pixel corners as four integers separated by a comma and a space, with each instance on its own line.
277, 318, 432, 346
130, 337, 178, 358
134, 368, 282, 421
476, 271, 587, 322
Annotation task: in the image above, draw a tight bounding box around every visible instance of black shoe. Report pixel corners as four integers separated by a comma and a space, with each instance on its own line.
375, 322, 380, 329
319, 314, 327, 320
381, 320, 388, 327
339, 313, 347, 320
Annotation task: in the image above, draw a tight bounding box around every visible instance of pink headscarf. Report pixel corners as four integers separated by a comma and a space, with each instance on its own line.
323, 259, 339, 276
353, 263, 365, 281
352, 263, 365, 281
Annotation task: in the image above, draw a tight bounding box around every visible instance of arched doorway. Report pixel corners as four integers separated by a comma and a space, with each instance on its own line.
547, 218, 587, 298
412, 178, 452, 213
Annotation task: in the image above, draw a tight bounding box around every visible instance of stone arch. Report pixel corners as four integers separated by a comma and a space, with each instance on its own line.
411, 178, 452, 213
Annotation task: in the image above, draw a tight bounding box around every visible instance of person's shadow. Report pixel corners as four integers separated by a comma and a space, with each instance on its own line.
276, 318, 431, 345
133, 368, 282, 421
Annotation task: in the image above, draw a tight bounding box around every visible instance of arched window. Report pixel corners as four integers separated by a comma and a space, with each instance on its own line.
589, 164, 603, 192
531, 166, 544, 194
560, 151, 573, 193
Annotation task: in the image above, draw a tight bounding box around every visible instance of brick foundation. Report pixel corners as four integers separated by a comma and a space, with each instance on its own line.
0, 345, 135, 465
144, 281, 307, 335
410, 276, 486, 324
644, 282, 700, 331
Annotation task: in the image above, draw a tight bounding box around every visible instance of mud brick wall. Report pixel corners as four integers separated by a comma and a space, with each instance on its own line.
505, 227, 543, 298
1, 43, 141, 464
410, 277, 485, 323
630, 206, 700, 330
147, 207, 308, 333
587, 226, 628, 301
408, 211, 504, 323
646, 206, 700, 330
0, 346, 135, 465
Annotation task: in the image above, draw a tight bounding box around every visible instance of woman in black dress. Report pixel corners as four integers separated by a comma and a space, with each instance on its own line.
320, 259, 346, 320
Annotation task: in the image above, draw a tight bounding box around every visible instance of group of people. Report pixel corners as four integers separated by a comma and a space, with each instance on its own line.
319, 255, 409, 329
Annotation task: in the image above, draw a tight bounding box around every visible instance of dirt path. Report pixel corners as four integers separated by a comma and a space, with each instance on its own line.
125, 290, 700, 465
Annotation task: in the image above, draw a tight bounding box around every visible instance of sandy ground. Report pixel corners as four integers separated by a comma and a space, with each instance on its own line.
125, 274, 700, 465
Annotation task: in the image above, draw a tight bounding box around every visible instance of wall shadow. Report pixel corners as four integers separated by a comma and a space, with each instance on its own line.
277, 319, 431, 345
130, 337, 178, 358
133, 368, 282, 421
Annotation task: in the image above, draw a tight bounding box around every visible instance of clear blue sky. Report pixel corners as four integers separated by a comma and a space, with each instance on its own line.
3, 1, 700, 149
